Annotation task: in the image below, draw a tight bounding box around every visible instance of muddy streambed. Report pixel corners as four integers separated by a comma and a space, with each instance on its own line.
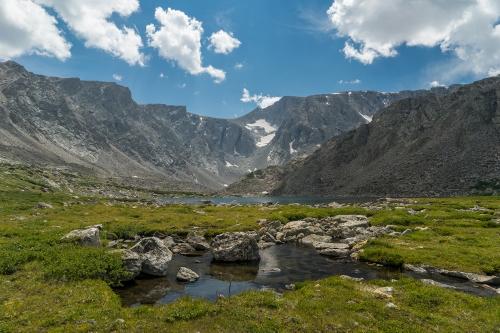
115, 244, 495, 307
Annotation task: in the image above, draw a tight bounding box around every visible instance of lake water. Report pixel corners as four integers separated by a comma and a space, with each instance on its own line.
158, 195, 376, 206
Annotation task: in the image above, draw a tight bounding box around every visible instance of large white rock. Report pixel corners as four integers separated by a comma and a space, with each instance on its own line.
61, 227, 101, 247
130, 237, 173, 276
176, 267, 200, 282
211, 232, 260, 262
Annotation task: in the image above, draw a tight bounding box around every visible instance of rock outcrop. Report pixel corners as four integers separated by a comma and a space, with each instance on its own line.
130, 237, 173, 276
211, 232, 260, 262
113, 249, 142, 280
176, 267, 200, 282
258, 216, 390, 258
0, 61, 425, 191
272, 77, 500, 197
61, 226, 101, 247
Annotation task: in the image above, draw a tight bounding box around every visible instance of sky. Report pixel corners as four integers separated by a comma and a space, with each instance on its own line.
1, 0, 499, 118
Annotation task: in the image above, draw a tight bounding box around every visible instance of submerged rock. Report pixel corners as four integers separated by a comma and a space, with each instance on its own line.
61, 226, 101, 247
176, 267, 200, 282
211, 232, 260, 262
130, 237, 172, 276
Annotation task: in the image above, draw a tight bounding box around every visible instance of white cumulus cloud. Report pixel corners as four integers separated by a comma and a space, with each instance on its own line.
0, 0, 144, 65
146, 7, 226, 83
208, 30, 241, 54
0, 0, 71, 60
241, 88, 282, 109
327, 0, 500, 78
112, 73, 122, 81
37, 0, 145, 66
338, 79, 361, 85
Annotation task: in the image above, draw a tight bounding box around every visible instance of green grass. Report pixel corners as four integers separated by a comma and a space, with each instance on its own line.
0, 167, 499, 332
1, 266, 499, 332
361, 197, 500, 274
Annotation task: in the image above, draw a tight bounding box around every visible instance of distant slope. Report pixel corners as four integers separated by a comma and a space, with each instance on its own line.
271, 77, 500, 197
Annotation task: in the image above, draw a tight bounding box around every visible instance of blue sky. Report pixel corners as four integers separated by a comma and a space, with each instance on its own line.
4, 0, 497, 118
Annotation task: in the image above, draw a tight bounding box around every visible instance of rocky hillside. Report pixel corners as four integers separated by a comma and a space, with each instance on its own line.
231, 90, 427, 170
270, 77, 500, 197
0, 61, 430, 190
0, 61, 258, 190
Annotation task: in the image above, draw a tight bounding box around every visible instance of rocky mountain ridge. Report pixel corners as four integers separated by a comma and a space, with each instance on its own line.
231, 76, 500, 197
0, 61, 444, 190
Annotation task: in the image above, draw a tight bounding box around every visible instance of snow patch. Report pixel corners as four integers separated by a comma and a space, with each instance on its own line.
225, 161, 238, 168
289, 140, 297, 154
245, 119, 278, 148
245, 119, 277, 134
358, 112, 373, 123
257, 133, 276, 147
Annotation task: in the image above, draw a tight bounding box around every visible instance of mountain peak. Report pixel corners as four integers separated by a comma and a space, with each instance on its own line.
0, 60, 27, 72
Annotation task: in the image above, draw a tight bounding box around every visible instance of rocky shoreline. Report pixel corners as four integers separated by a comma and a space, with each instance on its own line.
60, 213, 500, 293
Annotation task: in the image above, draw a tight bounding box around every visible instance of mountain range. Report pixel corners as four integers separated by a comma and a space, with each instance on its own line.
0, 61, 422, 191
228, 77, 500, 197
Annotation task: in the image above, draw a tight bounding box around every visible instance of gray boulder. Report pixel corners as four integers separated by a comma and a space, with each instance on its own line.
130, 237, 173, 276
314, 242, 350, 257
111, 249, 142, 280
186, 233, 210, 251
211, 232, 260, 262
300, 234, 332, 247
276, 220, 322, 242
61, 227, 101, 247
171, 242, 197, 254
335, 215, 370, 229
176, 267, 200, 282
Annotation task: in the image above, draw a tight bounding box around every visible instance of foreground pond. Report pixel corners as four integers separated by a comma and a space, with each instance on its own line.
116, 244, 496, 307
116, 244, 394, 306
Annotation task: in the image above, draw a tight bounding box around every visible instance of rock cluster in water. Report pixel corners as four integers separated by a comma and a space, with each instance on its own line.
258, 215, 391, 258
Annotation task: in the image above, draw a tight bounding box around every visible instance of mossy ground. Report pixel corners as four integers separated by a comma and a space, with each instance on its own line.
0, 165, 499, 332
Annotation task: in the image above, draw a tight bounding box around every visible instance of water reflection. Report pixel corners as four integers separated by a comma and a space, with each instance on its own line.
116, 244, 400, 307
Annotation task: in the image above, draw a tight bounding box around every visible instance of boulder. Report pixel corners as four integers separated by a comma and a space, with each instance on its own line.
171, 242, 197, 255
186, 233, 210, 251
130, 237, 172, 276
314, 241, 350, 257
300, 234, 332, 247
37, 202, 53, 209
258, 220, 282, 238
61, 227, 101, 247
211, 232, 260, 262
334, 215, 370, 229
162, 236, 176, 249
176, 267, 200, 282
276, 220, 322, 242
111, 249, 142, 279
